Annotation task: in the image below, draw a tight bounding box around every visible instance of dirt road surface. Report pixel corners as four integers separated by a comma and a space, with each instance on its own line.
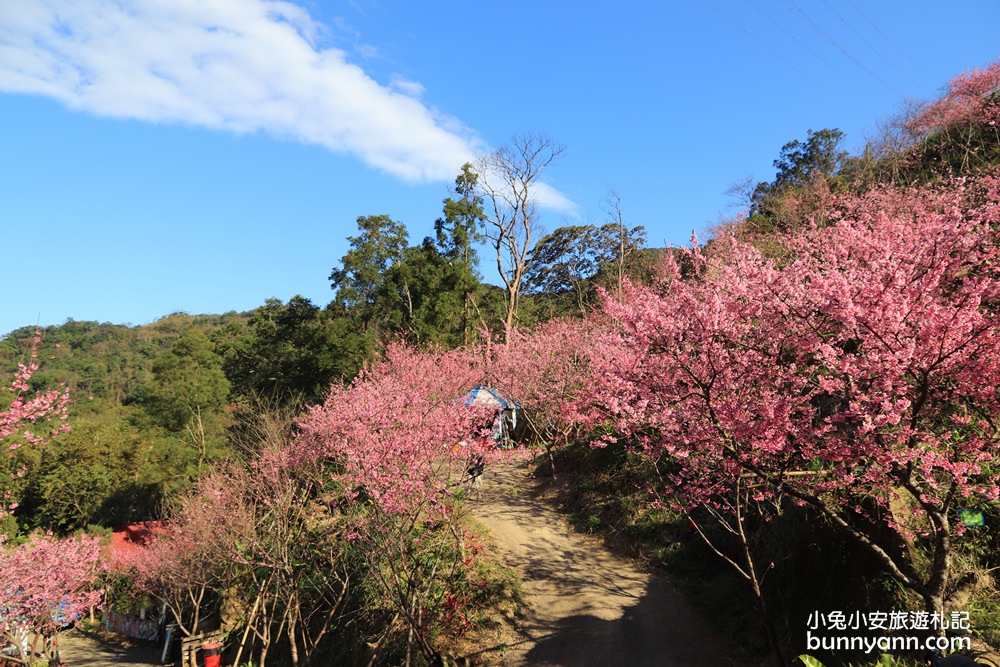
468, 461, 733, 667
57, 627, 163, 667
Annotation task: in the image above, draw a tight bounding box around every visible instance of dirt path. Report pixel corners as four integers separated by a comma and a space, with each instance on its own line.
467, 460, 734, 667
55, 627, 163, 667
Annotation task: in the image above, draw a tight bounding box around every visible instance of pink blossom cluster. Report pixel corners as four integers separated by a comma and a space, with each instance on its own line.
1, 332, 70, 446
0, 533, 102, 655
296, 344, 509, 517
484, 318, 600, 447
907, 59, 1000, 137
1, 332, 70, 533
591, 171, 1000, 528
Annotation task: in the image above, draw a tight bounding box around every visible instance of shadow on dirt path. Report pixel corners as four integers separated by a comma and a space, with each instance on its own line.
467, 460, 735, 666
56, 627, 163, 667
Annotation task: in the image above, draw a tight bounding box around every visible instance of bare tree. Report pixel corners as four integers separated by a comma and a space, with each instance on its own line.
599, 189, 646, 294
857, 98, 923, 185
723, 175, 757, 214
475, 132, 566, 341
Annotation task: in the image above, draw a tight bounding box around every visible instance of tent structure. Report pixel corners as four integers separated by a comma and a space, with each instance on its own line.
462, 385, 520, 447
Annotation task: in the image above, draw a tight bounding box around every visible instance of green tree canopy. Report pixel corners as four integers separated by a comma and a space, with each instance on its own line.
140, 328, 231, 474
329, 214, 409, 328
525, 222, 647, 313
748, 128, 848, 233
214, 296, 355, 406
772, 128, 847, 188
144, 329, 229, 432
377, 238, 482, 347
435, 162, 486, 273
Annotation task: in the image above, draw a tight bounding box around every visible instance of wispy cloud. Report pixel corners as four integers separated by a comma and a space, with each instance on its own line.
532, 182, 580, 216
0, 0, 483, 182
389, 75, 425, 99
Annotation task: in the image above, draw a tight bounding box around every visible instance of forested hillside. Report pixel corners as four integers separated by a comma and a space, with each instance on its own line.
3, 61, 1000, 666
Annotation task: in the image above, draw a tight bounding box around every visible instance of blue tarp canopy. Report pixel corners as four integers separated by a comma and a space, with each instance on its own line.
462, 385, 520, 446
463, 385, 514, 410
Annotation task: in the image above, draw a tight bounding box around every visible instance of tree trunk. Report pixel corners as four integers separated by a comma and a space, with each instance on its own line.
287, 599, 300, 667
924, 592, 947, 637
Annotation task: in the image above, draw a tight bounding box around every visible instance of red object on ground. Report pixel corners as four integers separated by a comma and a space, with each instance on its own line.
108, 521, 170, 558
202, 641, 223, 667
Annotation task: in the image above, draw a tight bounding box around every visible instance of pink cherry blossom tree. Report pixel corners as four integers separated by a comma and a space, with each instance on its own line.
594, 171, 1000, 624
482, 318, 602, 476
296, 343, 505, 515
0, 532, 103, 664
592, 236, 807, 665
1, 331, 70, 539
907, 59, 1000, 138
903, 58, 1000, 174
1, 332, 80, 664
122, 344, 523, 666
296, 343, 519, 663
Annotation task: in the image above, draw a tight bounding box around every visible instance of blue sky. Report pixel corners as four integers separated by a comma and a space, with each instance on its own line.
1, 1, 998, 337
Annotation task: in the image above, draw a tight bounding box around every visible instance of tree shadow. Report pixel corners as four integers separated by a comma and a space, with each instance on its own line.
471, 463, 736, 666
95, 483, 162, 526
56, 627, 163, 667
523, 575, 733, 666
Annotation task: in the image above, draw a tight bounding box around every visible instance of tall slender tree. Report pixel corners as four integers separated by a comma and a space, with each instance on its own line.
436, 163, 487, 344
598, 190, 647, 293
329, 214, 409, 333
436, 163, 485, 271
474, 133, 565, 341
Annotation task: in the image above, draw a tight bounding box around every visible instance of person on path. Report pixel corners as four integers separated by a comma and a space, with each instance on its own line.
466, 454, 485, 501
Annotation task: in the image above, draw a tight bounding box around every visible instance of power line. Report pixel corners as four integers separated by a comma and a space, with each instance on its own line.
701, 0, 843, 100
818, 0, 920, 87
744, 0, 844, 78
778, 0, 905, 98
844, 0, 935, 80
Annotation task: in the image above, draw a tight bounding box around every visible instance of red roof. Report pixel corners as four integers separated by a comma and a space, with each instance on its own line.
109, 521, 168, 556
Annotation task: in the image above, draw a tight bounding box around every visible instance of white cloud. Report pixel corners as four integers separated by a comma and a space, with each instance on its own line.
533, 182, 580, 216
389, 75, 425, 99
0, 0, 483, 182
